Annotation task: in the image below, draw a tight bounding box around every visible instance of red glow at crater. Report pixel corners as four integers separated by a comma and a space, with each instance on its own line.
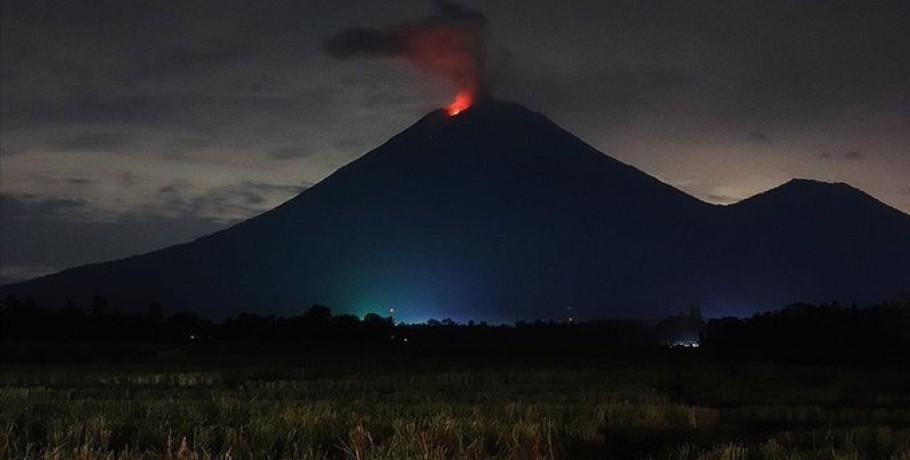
447, 91, 472, 116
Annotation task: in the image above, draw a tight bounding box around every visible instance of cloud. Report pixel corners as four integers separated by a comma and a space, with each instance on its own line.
506, 66, 694, 126
819, 151, 865, 161
745, 131, 772, 144
324, 1, 490, 99
268, 146, 313, 160
243, 181, 310, 195
46, 133, 134, 152
173, 136, 217, 150
149, 180, 307, 222
0, 193, 228, 284
0, 193, 90, 220
0, 145, 23, 156
1, 0, 909, 273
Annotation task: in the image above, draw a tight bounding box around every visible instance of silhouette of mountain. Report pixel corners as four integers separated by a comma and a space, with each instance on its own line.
3, 101, 908, 321
702, 179, 910, 315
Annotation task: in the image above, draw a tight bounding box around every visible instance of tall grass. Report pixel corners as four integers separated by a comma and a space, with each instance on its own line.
1, 357, 908, 459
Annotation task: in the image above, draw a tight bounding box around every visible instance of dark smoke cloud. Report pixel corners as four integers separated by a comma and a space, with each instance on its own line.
323, 1, 490, 99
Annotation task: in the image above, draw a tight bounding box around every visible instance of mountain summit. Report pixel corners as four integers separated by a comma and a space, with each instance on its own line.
3, 101, 909, 321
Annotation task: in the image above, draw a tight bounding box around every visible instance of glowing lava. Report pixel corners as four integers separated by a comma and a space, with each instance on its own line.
447, 91, 472, 116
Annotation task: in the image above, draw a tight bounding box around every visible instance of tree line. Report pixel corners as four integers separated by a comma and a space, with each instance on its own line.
2, 293, 907, 362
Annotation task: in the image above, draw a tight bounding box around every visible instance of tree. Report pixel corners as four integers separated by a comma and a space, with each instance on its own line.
688, 305, 704, 324
303, 304, 332, 324
147, 302, 164, 323
92, 295, 108, 316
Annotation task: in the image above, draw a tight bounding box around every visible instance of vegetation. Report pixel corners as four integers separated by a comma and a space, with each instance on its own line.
1, 295, 908, 459
2, 353, 909, 459
3, 294, 908, 363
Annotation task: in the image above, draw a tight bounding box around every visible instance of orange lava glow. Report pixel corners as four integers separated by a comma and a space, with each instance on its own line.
447, 91, 472, 116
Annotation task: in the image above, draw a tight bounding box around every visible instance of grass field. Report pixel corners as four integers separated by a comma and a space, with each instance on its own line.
2, 350, 909, 459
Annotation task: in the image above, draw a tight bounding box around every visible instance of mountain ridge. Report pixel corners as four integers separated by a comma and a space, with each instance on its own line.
3, 101, 908, 321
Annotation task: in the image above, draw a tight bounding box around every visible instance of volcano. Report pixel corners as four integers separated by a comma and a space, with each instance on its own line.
3, 100, 909, 321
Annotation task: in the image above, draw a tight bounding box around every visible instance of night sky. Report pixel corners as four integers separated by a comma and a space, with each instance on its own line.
1, 0, 908, 284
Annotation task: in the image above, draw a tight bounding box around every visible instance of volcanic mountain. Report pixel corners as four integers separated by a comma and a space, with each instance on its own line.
3, 101, 909, 321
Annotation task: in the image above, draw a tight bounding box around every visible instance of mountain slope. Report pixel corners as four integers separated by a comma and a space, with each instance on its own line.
3, 101, 908, 321
696, 179, 910, 315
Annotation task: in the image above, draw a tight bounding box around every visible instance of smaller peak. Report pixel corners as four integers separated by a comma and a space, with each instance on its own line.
776, 178, 861, 195
784, 178, 824, 186
735, 177, 886, 213
782, 178, 848, 188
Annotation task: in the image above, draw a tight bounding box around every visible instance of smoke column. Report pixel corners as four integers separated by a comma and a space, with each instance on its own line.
323, 1, 489, 115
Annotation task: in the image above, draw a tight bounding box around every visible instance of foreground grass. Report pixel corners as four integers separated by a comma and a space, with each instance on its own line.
1, 351, 909, 459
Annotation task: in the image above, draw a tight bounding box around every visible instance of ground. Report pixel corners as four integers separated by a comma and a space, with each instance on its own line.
2, 348, 909, 459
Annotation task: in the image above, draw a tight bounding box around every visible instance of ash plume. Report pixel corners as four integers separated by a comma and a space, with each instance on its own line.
323, 1, 490, 101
